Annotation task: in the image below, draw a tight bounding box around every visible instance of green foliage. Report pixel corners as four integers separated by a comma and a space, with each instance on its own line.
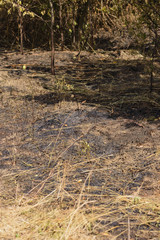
54, 76, 74, 92
0, 0, 160, 51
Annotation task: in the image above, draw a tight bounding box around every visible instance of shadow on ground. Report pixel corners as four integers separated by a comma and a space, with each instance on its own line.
25, 57, 160, 120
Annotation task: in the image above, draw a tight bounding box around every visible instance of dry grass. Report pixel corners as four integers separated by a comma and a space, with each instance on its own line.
1, 127, 160, 240
0, 176, 160, 240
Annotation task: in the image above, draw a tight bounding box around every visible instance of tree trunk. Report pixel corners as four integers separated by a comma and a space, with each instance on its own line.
18, 7, 23, 55
72, 3, 76, 48
149, 27, 158, 93
59, 0, 64, 51
89, 0, 94, 47
49, 0, 55, 75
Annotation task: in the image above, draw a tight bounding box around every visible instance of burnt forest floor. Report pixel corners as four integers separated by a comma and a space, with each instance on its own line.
0, 49, 160, 240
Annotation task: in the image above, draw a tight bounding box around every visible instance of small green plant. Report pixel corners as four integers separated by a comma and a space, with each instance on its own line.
79, 140, 91, 158
54, 76, 74, 92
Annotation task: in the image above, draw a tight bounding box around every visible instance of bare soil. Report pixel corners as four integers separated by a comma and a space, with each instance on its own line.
0, 50, 160, 240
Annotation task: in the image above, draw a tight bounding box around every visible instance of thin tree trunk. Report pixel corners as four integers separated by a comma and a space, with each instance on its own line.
101, 0, 105, 22
89, 0, 93, 47
59, 0, 64, 51
49, 0, 55, 75
150, 28, 158, 93
72, 3, 76, 48
18, 8, 23, 54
